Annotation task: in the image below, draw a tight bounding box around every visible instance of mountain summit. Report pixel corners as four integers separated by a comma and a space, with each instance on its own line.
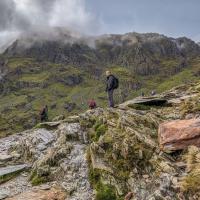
4, 32, 200, 76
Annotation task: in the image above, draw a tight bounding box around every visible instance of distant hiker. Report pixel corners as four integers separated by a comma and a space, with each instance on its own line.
106, 71, 119, 108
40, 105, 48, 122
151, 90, 156, 96
141, 92, 144, 97
88, 99, 97, 109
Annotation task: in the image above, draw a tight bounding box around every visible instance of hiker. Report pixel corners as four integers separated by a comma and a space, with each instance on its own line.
141, 92, 144, 97
40, 105, 48, 122
151, 90, 156, 96
106, 71, 119, 108
88, 99, 97, 109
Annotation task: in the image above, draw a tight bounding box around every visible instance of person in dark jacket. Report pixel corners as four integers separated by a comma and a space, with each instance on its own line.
106, 71, 118, 108
40, 105, 48, 122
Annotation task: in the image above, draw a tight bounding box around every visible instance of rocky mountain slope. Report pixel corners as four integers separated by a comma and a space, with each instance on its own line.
0, 32, 200, 136
0, 81, 200, 200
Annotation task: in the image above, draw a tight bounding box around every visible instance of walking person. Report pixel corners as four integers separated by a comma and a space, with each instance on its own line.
40, 105, 48, 122
105, 71, 119, 108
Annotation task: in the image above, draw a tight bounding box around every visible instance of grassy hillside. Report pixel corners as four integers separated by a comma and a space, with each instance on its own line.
0, 55, 200, 137
1, 32, 200, 137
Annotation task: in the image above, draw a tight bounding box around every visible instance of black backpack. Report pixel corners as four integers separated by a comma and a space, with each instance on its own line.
113, 76, 119, 89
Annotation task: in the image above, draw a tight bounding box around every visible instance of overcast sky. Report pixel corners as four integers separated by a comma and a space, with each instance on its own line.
86, 0, 200, 41
0, 0, 199, 50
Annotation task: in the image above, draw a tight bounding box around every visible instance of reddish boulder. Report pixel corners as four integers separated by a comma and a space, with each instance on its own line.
159, 119, 200, 152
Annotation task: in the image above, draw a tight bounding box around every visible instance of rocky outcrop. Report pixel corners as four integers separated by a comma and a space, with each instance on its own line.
0, 81, 200, 199
119, 96, 167, 109
159, 119, 200, 152
0, 121, 94, 200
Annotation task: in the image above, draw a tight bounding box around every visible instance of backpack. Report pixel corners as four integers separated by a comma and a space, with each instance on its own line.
113, 76, 119, 89
89, 100, 96, 108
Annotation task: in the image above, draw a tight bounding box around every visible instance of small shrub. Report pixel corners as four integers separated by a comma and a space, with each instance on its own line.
30, 170, 48, 186
80, 118, 96, 129
92, 120, 107, 141
96, 124, 107, 140
95, 184, 117, 200
88, 130, 96, 142
94, 120, 103, 131
31, 175, 47, 186
89, 168, 101, 186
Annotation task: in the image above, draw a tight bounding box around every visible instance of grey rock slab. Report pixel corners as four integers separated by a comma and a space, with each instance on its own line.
0, 193, 8, 200
0, 164, 29, 178
0, 154, 13, 162
31, 129, 55, 146
120, 97, 167, 108
37, 121, 62, 128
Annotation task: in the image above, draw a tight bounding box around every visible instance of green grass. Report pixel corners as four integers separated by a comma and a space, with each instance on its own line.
30, 171, 48, 186
95, 184, 117, 200
0, 94, 27, 111
1, 56, 200, 137
87, 156, 117, 200
19, 72, 50, 83
157, 69, 199, 92
8, 57, 36, 69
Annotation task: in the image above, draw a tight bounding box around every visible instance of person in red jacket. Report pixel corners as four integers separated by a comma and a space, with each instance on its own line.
88, 99, 97, 109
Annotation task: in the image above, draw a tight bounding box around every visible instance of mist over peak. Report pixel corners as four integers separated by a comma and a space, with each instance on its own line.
0, 0, 102, 52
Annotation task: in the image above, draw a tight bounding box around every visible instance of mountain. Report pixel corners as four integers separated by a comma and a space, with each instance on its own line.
4, 32, 200, 75
0, 31, 200, 136
0, 81, 200, 199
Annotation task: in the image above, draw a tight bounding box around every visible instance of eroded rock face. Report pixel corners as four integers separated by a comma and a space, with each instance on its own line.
0, 114, 94, 199
10, 129, 56, 161
159, 119, 200, 152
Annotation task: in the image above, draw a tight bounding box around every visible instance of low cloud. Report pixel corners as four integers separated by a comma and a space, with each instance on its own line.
0, 0, 102, 52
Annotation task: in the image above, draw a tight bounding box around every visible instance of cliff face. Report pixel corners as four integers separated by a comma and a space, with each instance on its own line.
0, 32, 200, 137
0, 81, 200, 200
4, 33, 200, 76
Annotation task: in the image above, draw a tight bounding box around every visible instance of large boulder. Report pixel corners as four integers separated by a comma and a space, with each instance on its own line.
159, 119, 200, 152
